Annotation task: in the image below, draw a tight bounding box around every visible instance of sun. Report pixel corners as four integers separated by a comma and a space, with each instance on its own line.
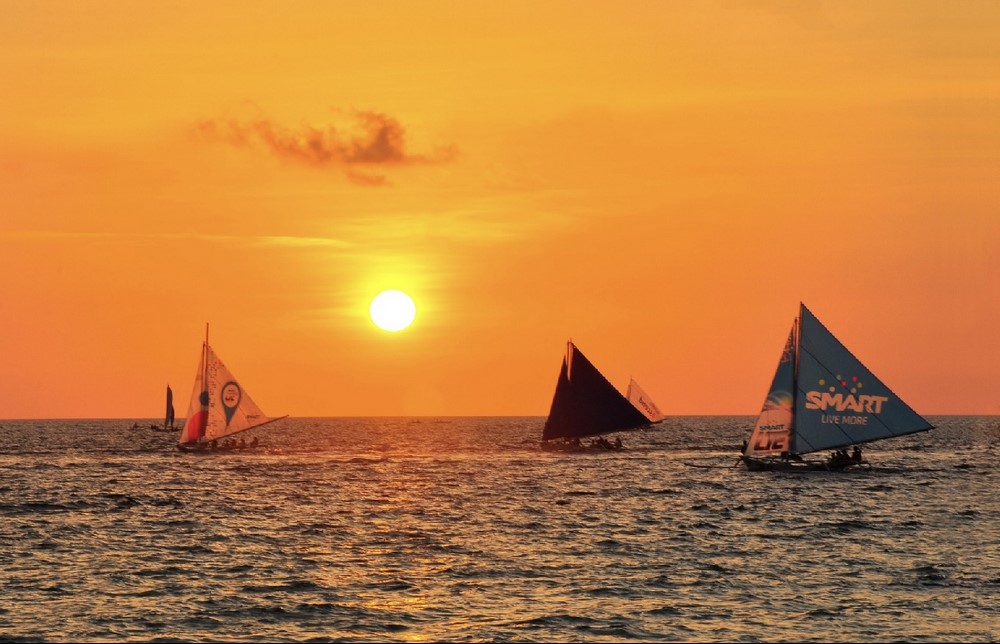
369, 290, 416, 332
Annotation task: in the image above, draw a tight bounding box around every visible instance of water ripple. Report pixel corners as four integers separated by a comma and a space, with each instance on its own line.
0, 416, 996, 642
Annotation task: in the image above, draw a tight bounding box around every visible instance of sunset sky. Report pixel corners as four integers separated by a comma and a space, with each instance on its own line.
2, 1, 998, 418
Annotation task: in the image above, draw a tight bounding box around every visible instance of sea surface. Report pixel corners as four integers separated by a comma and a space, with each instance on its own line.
0, 416, 997, 643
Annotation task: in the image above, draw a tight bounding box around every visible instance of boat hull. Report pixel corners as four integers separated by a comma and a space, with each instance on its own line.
176, 443, 261, 454
541, 440, 624, 453
741, 455, 869, 472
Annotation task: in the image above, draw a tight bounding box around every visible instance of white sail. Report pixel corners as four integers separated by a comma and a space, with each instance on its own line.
201, 345, 275, 442
178, 325, 286, 448
626, 377, 665, 423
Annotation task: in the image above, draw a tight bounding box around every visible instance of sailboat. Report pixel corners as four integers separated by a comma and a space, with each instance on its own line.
741, 303, 933, 471
164, 385, 175, 431
177, 324, 288, 452
143, 385, 177, 431
152, 384, 177, 431
542, 340, 663, 451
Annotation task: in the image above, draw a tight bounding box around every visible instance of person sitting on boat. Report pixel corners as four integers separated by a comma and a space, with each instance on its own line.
614, 437, 623, 449
238, 437, 246, 449
828, 449, 849, 469
591, 437, 612, 450
250, 436, 259, 448
851, 445, 863, 463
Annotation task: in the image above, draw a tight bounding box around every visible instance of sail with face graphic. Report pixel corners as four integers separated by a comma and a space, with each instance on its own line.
178, 324, 287, 449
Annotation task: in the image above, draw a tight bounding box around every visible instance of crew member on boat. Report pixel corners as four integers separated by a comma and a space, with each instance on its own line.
827, 449, 853, 469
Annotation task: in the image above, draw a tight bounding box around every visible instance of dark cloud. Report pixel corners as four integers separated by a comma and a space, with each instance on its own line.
196, 110, 456, 185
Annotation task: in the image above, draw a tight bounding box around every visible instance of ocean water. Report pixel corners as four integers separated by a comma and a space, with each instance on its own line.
0, 416, 997, 643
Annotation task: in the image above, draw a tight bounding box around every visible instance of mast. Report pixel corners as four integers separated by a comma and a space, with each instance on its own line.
199, 323, 209, 443
790, 305, 801, 454
203, 322, 209, 391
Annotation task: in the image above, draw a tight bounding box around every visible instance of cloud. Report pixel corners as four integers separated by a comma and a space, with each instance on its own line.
250, 235, 353, 249
2, 230, 352, 249
196, 110, 456, 185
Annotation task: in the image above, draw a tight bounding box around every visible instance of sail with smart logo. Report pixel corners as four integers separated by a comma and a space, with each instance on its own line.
177, 324, 287, 452
742, 303, 933, 471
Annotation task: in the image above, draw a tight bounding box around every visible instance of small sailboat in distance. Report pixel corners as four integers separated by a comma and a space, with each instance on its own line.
153, 384, 177, 432
741, 303, 933, 471
177, 324, 287, 452
165, 385, 175, 431
145, 385, 177, 431
542, 340, 663, 451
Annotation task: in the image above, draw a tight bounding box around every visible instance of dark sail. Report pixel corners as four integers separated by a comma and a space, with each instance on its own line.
165, 385, 175, 429
542, 341, 651, 441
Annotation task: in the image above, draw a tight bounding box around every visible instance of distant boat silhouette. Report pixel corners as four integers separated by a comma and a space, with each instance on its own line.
542, 340, 663, 451
741, 303, 933, 471
177, 324, 287, 453
143, 385, 176, 432
164, 385, 175, 431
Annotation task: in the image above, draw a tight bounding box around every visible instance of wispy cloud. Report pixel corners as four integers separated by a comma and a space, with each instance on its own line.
249, 235, 353, 249
196, 110, 457, 185
2, 230, 353, 249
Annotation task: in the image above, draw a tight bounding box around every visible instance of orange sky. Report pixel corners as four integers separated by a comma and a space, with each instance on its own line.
2, 1, 998, 418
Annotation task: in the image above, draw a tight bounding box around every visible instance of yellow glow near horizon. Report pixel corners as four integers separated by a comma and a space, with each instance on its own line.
369, 290, 417, 332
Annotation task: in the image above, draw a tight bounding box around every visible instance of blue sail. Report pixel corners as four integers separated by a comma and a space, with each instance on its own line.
745, 327, 796, 457
792, 303, 933, 455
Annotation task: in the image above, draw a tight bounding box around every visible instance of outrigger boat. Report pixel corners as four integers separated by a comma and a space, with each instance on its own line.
741, 303, 933, 471
177, 324, 287, 453
542, 340, 663, 452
